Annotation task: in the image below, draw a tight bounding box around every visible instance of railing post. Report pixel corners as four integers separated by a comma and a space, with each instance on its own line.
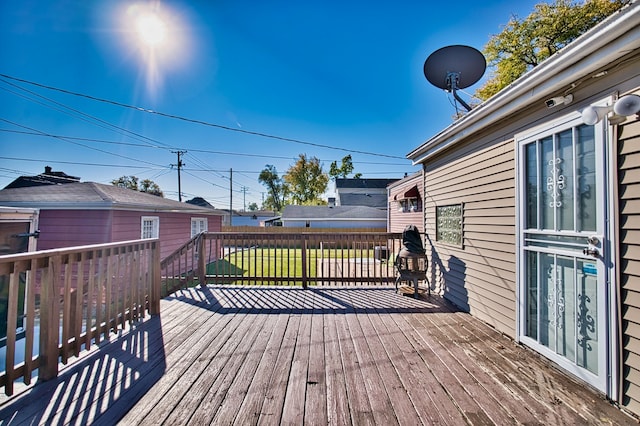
39, 255, 61, 381
198, 234, 207, 288
150, 240, 161, 315
301, 235, 308, 289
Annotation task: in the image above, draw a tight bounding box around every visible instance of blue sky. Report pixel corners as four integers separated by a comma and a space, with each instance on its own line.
0, 0, 540, 209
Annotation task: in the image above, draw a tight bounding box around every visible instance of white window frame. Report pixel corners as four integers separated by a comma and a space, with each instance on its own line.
141, 216, 159, 239
191, 217, 208, 238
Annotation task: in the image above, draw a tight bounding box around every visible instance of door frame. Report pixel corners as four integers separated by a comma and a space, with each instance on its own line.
514, 104, 619, 399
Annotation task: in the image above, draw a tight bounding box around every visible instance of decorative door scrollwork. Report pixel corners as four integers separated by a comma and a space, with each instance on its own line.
547, 157, 566, 208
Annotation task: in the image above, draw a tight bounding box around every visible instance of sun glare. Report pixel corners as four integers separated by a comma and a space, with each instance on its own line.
118, 2, 192, 98
136, 13, 167, 47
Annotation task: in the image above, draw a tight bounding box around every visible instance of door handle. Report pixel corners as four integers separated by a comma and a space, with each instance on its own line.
583, 247, 599, 257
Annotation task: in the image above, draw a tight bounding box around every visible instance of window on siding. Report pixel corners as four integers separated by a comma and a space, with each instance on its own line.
399, 198, 420, 212
141, 216, 159, 239
191, 217, 208, 237
436, 204, 463, 247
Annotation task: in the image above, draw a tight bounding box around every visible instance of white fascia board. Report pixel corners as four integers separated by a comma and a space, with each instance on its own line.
408, 3, 640, 164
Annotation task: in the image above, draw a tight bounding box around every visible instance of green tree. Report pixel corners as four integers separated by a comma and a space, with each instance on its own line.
247, 202, 259, 211
111, 175, 139, 191
475, 0, 629, 101
329, 154, 362, 180
284, 154, 329, 205
258, 165, 287, 212
111, 175, 164, 197
140, 179, 164, 197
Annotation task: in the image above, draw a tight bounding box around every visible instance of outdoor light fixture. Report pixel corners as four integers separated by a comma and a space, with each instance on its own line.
613, 94, 640, 116
581, 104, 614, 125
581, 94, 640, 125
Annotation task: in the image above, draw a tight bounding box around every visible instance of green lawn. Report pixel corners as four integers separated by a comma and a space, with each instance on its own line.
205, 247, 379, 285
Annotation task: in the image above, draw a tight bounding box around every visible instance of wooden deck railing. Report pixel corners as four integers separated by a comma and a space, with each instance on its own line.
160, 232, 403, 293
0, 239, 160, 396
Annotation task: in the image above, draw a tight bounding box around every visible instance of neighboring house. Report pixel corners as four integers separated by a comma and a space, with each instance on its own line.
217, 209, 279, 227
407, 4, 640, 416
335, 178, 398, 209
281, 205, 386, 229
229, 210, 279, 227
387, 172, 424, 234
3, 166, 80, 189
0, 206, 39, 256
185, 196, 215, 209
0, 182, 224, 260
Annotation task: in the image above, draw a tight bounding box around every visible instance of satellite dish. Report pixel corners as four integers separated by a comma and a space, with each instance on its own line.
423, 45, 486, 111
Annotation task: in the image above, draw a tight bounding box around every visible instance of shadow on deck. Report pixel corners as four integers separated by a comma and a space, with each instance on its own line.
0, 285, 634, 425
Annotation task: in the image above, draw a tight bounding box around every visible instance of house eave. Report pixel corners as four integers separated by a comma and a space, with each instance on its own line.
407, 3, 640, 164
0, 201, 224, 215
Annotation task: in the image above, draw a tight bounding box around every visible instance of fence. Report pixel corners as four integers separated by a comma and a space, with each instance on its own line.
161, 232, 403, 292
0, 239, 160, 396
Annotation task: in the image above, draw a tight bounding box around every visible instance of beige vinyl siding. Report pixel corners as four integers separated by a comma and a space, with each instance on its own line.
619, 114, 640, 414
425, 138, 517, 337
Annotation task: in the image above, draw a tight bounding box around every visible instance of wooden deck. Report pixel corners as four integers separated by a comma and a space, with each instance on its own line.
0, 285, 635, 425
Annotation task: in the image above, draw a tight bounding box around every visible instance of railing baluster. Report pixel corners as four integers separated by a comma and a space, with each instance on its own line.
24, 259, 36, 385
62, 255, 73, 363
5, 265, 19, 396
105, 248, 113, 337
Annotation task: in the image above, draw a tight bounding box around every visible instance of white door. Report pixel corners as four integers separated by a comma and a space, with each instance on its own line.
517, 115, 611, 393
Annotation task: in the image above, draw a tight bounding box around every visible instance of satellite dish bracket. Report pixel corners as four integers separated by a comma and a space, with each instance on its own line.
445, 72, 472, 111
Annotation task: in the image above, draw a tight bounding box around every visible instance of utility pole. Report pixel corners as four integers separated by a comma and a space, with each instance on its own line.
229, 168, 233, 226
241, 186, 248, 211
171, 150, 187, 202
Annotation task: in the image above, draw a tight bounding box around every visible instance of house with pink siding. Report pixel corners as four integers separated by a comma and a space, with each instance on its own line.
387, 172, 424, 234
0, 182, 224, 260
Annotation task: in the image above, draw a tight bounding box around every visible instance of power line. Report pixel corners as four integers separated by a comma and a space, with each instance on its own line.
0, 78, 169, 149
0, 73, 406, 160
0, 128, 410, 166
0, 155, 415, 178
0, 155, 165, 170
0, 118, 167, 168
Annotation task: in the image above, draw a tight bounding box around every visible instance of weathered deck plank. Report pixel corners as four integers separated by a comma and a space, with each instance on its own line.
0, 286, 635, 425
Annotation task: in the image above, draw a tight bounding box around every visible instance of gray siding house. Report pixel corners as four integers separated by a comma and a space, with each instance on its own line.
406, 3, 640, 416
281, 205, 387, 229
335, 178, 398, 209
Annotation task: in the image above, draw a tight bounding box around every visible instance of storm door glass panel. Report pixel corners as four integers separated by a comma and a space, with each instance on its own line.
555, 255, 576, 361
536, 254, 578, 360
525, 143, 538, 229
577, 259, 598, 374
525, 251, 538, 340
540, 137, 554, 230
556, 130, 574, 230
539, 253, 554, 350
576, 125, 596, 232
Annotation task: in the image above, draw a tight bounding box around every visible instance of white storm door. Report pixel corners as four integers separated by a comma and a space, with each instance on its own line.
517, 117, 610, 393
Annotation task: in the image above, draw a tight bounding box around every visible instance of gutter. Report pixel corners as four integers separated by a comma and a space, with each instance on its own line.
408, 2, 640, 164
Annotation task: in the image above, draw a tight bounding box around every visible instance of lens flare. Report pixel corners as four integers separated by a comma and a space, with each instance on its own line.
136, 13, 167, 47
116, 2, 191, 99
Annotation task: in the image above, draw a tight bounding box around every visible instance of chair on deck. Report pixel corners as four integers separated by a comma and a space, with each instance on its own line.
394, 225, 429, 298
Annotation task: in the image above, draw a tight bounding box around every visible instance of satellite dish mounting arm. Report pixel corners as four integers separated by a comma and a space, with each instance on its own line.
446, 72, 472, 112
